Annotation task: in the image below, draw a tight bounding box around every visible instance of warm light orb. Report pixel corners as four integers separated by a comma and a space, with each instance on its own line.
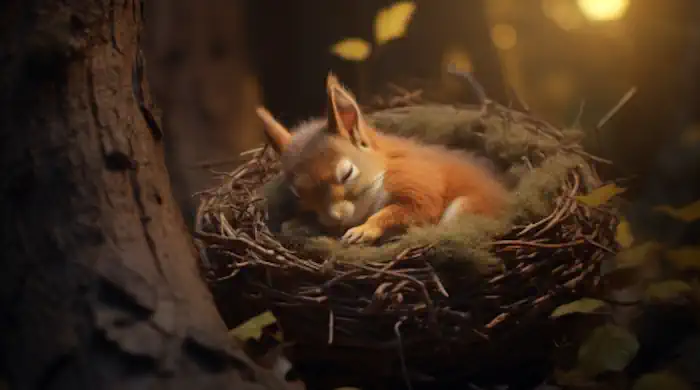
491, 23, 517, 50
576, 0, 629, 22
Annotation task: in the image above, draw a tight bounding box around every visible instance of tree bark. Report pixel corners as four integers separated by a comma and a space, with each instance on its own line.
0, 0, 284, 389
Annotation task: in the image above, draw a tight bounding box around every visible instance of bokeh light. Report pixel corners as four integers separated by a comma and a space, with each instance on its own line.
491, 23, 517, 50
542, 0, 584, 31
576, 0, 630, 22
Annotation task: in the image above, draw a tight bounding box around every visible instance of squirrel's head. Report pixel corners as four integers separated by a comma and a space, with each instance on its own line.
256, 73, 387, 229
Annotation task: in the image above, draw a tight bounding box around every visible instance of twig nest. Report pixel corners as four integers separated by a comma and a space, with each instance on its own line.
197, 103, 619, 385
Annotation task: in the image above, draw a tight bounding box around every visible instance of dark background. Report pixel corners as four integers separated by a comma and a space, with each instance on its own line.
246, 0, 700, 187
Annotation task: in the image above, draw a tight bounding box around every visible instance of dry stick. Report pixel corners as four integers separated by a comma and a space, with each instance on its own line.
328, 310, 335, 344
394, 319, 414, 390
447, 64, 491, 108
594, 87, 638, 155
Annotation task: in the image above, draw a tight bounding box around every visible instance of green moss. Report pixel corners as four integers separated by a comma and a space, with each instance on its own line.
264, 104, 595, 275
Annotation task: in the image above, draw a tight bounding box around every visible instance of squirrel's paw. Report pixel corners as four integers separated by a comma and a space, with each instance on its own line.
341, 223, 383, 244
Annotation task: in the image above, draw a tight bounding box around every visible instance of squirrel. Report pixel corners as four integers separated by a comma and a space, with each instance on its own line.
256, 73, 509, 244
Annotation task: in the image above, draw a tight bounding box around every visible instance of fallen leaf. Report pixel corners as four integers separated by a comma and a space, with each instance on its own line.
665, 247, 700, 271
633, 371, 693, 390
644, 280, 692, 302
575, 183, 626, 207
550, 298, 608, 318
374, 1, 417, 45
229, 311, 277, 341
615, 241, 664, 270
654, 200, 700, 222
577, 324, 639, 377
615, 218, 634, 248
330, 38, 372, 62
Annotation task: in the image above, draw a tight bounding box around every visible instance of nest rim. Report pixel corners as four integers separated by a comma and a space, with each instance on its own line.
195, 101, 621, 380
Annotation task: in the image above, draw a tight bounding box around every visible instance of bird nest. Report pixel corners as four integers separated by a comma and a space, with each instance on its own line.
195, 103, 620, 386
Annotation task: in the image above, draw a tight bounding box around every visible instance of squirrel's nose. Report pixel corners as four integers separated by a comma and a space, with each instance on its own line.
329, 201, 355, 221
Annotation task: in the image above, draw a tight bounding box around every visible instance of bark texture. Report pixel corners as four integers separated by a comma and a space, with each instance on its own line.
0, 0, 285, 389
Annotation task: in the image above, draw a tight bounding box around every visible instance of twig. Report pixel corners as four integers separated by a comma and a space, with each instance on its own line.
596, 87, 637, 130
394, 319, 414, 390
447, 64, 491, 108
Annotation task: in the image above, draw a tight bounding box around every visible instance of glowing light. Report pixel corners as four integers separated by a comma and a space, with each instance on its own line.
491, 24, 517, 51
577, 0, 629, 22
542, 0, 584, 31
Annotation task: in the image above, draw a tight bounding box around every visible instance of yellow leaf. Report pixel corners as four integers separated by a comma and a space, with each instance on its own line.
666, 247, 700, 271
229, 311, 277, 342
575, 183, 626, 207
645, 280, 693, 302
633, 371, 693, 390
373, 1, 417, 45
550, 298, 608, 318
615, 241, 664, 270
615, 218, 634, 248
654, 200, 700, 222
577, 324, 639, 377
330, 38, 372, 62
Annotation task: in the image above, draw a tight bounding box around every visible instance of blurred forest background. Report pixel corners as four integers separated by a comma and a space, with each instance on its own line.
158, 0, 700, 224
2, 0, 700, 389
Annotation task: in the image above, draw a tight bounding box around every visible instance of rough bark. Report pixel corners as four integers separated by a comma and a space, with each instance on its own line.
0, 0, 285, 389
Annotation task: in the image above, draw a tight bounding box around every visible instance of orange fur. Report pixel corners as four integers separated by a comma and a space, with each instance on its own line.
256, 73, 508, 244
363, 132, 508, 231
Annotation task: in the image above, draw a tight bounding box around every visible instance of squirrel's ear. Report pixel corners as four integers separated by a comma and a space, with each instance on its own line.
326, 73, 373, 149
256, 107, 292, 154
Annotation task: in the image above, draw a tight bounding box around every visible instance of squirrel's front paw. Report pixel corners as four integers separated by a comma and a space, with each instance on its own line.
341, 223, 383, 244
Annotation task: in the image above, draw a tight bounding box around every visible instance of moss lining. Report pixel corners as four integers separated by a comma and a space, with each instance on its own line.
263, 104, 593, 271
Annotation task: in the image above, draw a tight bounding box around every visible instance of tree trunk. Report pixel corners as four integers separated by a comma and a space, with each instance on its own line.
0, 1, 285, 389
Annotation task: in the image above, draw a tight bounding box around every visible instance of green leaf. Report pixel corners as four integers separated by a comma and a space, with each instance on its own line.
374, 1, 417, 45
645, 280, 693, 302
577, 324, 639, 377
654, 200, 700, 222
229, 311, 277, 342
615, 241, 664, 270
330, 38, 372, 62
666, 246, 700, 271
550, 298, 608, 318
575, 183, 626, 207
615, 218, 634, 248
633, 371, 693, 390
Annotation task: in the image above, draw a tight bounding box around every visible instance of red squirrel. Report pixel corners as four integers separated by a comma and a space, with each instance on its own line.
256, 73, 508, 244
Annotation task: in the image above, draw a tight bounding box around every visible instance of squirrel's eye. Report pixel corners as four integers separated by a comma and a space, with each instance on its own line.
336, 158, 358, 184
341, 165, 354, 183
